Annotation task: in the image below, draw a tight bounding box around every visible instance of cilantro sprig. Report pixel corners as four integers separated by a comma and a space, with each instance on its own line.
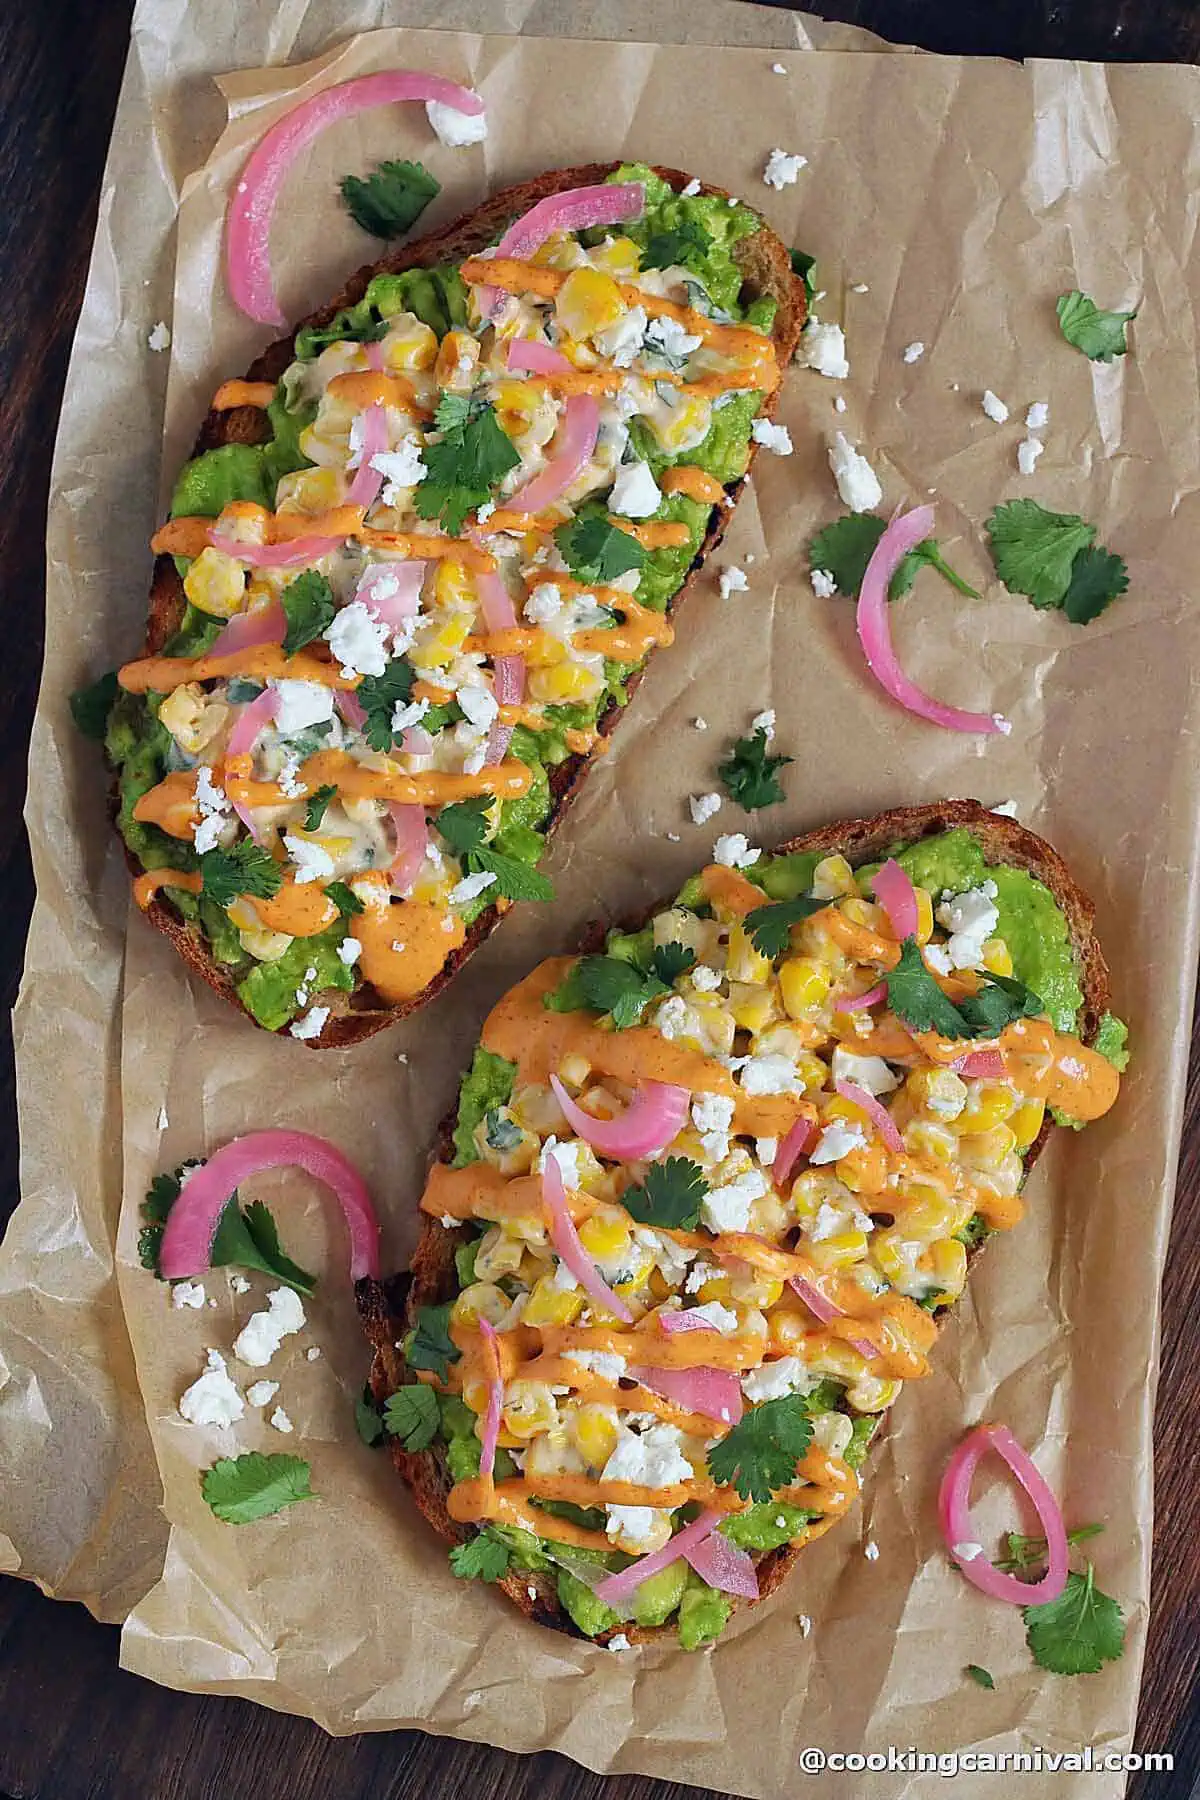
643, 217, 714, 274
1056, 290, 1136, 362
555, 511, 647, 586
707, 1395, 814, 1504
383, 1383, 441, 1452
965, 1664, 995, 1690
326, 881, 364, 918
885, 937, 1043, 1040
718, 727, 793, 811
304, 784, 337, 830
985, 500, 1128, 624
199, 840, 284, 910
995, 1523, 1104, 1572
406, 1302, 460, 1384
340, 159, 440, 239
810, 513, 979, 602
281, 570, 337, 656
415, 391, 519, 535
202, 1452, 314, 1524
620, 1156, 709, 1230
450, 1530, 512, 1584
356, 656, 416, 753
743, 895, 826, 960
549, 942, 696, 1028
436, 795, 554, 904
139, 1162, 316, 1296
1024, 1566, 1125, 1676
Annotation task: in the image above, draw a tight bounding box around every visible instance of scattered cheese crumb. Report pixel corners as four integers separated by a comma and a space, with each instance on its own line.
751, 419, 793, 455
828, 432, 882, 513
811, 568, 837, 599
797, 1613, 813, 1637
306, 1346, 322, 1362
245, 1380, 279, 1407
692, 716, 708, 731
772, 61, 787, 73
269, 1406, 294, 1434
231, 1274, 251, 1295
763, 148, 807, 189
233, 1287, 307, 1368
850, 282, 869, 294
798, 319, 849, 380
336, 937, 362, 967
607, 1633, 633, 1652
864, 1539, 880, 1561
178, 1350, 243, 1428
1017, 436, 1045, 476
981, 389, 1010, 423
425, 99, 488, 147
718, 566, 749, 600
289, 1006, 329, 1042
833, 394, 847, 413
448, 869, 498, 907
171, 1281, 206, 1310
751, 708, 776, 739
990, 799, 1019, 818
1025, 401, 1049, 430
902, 341, 926, 363
713, 832, 760, 869
148, 321, 171, 352
689, 792, 722, 826
953, 1540, 985, 1562
681, 177, 701, 197
156, 1105, 169, 1131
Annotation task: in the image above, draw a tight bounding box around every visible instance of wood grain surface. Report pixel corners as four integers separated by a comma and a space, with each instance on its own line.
1, 3, 1196, 1797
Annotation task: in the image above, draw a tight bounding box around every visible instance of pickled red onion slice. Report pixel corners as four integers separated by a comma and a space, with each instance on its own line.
549, 1074, 690, 1162
157, 1129, 380, 1282
594, 1506, 723, 1605
210, 530, 342, 569
225, 687, 278, 838
683, 1528, 760, 1598
872, 858, 918, 942
336, 689, 367, 732
630, 1363, 743, 1426
834, 1078, 904, 1153
505, 393, 599, 515
787, 1273, 840, 1326
773, 1115, 818, 1185
657, 1309, 720, 1335
477, 181, 645, 316
835, 981, 888, 1014
476, 570, 525, 766
365, 341, 386, 372
477, 1318, 503, 1483
226, 71, 484, 325
542, 1154, 633, 1324
346, 402, 388, 510
208, 598, 285, 658
955, 1048, 1008, 1078
506, 338, 571, 376
856, 506, 1009, 735
938, 1423, 1069, 1605
388, 802, 428, 895
356, 560, 425, 631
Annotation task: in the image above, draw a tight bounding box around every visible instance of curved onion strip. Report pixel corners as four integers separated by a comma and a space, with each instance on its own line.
684, 1528, 760, 1598
630, 1362, 743, 1427
477, 181, 645, 316
477, 1318, 504, 1483
549, 1074, 690, 1162
208, 598, 286, 658
657, 1309, 719, 1335
872, 857, 919, 942
387, 802, 428, 895
937, 1423, 1069, 1606
542, 1155, 633, 1324
834, 1078, 904, 1153
365, 341, 386, 372
210, 530, 342, 569
955, 1048, 1008, 1079
506, 337, 571, 376
158, 1129, 381, 1282
346, 402, 388, 511
356, 560, 425, 630
403, 724, 435, 757
856, 506, 1009, 735
594, 1506, 724, 1606
787, 1273, 841, 1327
834, 981, 888, 1014
226, 71, 485, 325
336, 689, 367, 732
505, 393, 600, 515
225, 686, 278, 838
773, 1114, 818, 1185
476, 570, 525, 766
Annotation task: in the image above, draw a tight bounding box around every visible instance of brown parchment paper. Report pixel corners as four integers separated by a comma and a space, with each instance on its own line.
7, 6, 1200, 1798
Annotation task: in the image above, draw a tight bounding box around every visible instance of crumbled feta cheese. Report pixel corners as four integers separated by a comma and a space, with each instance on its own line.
685, 1260, 718, 1294
902, 341, 926, 364
739, 1053, 800, 1096
233, 1287, 307, 1368
371, 438, 427, 502
607, 1633, 633, 1652
864, 1539, 880, 1561
830, 1047, 900, 1097
148, 321, 171, 352
192, 764, 232, 855
691, 963, 722, 992
799, 319, 850, 380
741, 1355, 809, 1403
327, 600, 390, 680
565, 1349, 627, 1382
772, 61, 787, 73
245, 1379, 279, 1407
991, 799, 1019, 818
810, 567, 837, 599
1025, 401, 1049, 430
653, 994, 690, 1040
178, 1350, 244, 1428
283, 833, 336, 886
273, 680, 335, 736
751, 419, 793, 455
1017, 436, 1045, 476
691, 1091, 735, 1161
609, 459, 662, 519
755, 1137, 778, 1164
718, 565, 749, 600
231, 1274, 251, 1295
701, 1169, 768, 1235
681, 178, 702, 197
692, 716, 708, 730
645, 316, 703, 361
156, 1105, 169, 1131
448, 869, 498, 907
457, 685, 499, 731
476, 500, 496, 523
593, 304, 647, 368
981, 389, 1010, 423
809, 1121, 868, 1165
538, 1135, 584, 1190
425, 99, 488, 147
763, 148, 808, 189
277, 753, 304, 799
171, 1281, 206, 1310
828, 432, 882, 512
751, 709, 776, 741
923, 943, 954, 977
713, 832, 760, 868
336, 937, 362, 967
391, 696, 430, 735
935, 881, 1000, 970
603, 1423, 693, 1488
306, 1345, 322, 1362
605, 1504, 666, 1550
524, 582, 563, 626
688, 1299, 739, 1335
833, 394, 847, 413
953, 1540, 985, 1562
269, 1406, 294, 1434
689, 791, 722, 826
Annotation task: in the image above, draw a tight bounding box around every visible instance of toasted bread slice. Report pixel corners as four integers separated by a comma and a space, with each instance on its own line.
357, 799, 1113, 1643
126, 164, 805, 1047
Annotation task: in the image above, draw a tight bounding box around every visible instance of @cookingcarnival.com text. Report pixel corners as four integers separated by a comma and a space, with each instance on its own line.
798, 1745, 1172, 1776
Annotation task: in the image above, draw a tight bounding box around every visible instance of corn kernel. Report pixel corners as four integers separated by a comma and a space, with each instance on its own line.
959, 1084, 1018, 1134
872, 1231, 921, 1290
810, 1411, 855, 1456
730, 1271, 785, 1308
958, 1124, 1018, 1171
451, 1282, 510, 1327
926, 1237, 968, 1298
502, 1380, 559, 1438
277, 463, 344, 511
836, 1142, 889, 1196
570, 1403, 620, 1468
808, 1230, 869, 1271
646, 392, 712, 453
434, 329, 480, 392
183, 547, 247, 619
527, 659, 605, 705
841, 896, 888, 933
795, 1050, 831, 1094
766, 1307, 810, 1354
823, 1093, 870, 1129
434, 559, 475, 610
780, 956, 831, 1018
913, 886, 935, 944
696, 1271, 734, 1303
1010, 1097, 1046, 1150
577, 1210, 632, 1263
230, 912, 294, 962
790, 1169, 853, 1225
589, 235, 641, 279
415, 614, 471, 669
811, 854, 857, 899
728, 983, 777, 1034
982, 937, 1014, 977
522, 1275, 585, 1328
385, 315, 438, 371
158, 684, 229, 757
809, 1339, 868, 1381
896, 1191, 959, 1237
726, 923, 772, 985
472, 1225, 526, 1282
846, 1373, 901, 1413
555, 267, 625, 338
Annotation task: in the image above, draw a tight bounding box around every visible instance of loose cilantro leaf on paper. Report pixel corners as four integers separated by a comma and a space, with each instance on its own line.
985, 501, 1097, 611
202, 1452, 314, 1525
340, 158, 440, 239
789, 248, 817, 308
383, 1383, 441, 1451
357, 656, 416, 752
620, 1157, 709, 1231
1061, 547, 1129, 625
407, 1302, 460, 1384
996, 1523, 1104, 1571
965, 1665, 996, 1690
707, 1395, 814, 1504
70, 670, 119, 740
1056, 291, 1137, 362
555, 512, 647, 585
885, 937, 975, 1038
954, 972, 1045, 1038
354, 1387, 385, 1447
718, 727, 793, 811
649, 941, 696, 985
809, 514, 979, 602
643, 217, 714, 274
1023, 1566, 1125, 1676
469, 847, 554, 904
436, 796, 491, 855
281, 570, 337, 655
326, 881, 364, 917
449, 1531, 512, 1584
415, 391, 519, 535
743, 895, 826, 960
304, 784, 338, 830
138, 1164, 317, 1296
199, 841, 284, 910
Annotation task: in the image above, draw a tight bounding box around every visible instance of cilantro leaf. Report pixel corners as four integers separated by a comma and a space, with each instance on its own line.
354, 1387, 385, 1446
139, 1164, 317, 1295
810, 514, 979, 602
555, 512, 647, 585
574, 954, 666, 1028
1061, 546, 1129, 625
340, 158, 439, 239
718, 727, 793, 811
997, 1523, 1104, 1571
620, 1156, 708, 1230
449, 1530, 512, 1584
356, 656, 415, 752
955, 972, 1045, 1039
649, 941, 696, 985
1056, 291, 1137, 362
326, 881, 364, 917
643, 217, 714, 273
407, 1302, 460, 1383
789, 248, 817, 308
743, 895, 825, 960
199, 840, 284, 910
383, 1383, 441, 1451
415, 391, 519, 535
281, 570, 337, 656
468, 846, 554, 904
985, 501, 1096, 611
707, 1395, 814, 1503
70, 670, 119, 740
436, 796, 491, 855
965, 1664, 995, 1690
304, 784, 337, 830
885, 936, 973, 1038
1023, 1566, 1125, 1676
202, 1452, 314, 1524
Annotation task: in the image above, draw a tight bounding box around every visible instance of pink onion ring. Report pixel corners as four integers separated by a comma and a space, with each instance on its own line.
210, 530, 343, 569
477, 1318, 504, 1483
937, 1423, 1069, 1606
549, 1074, 689, 1162
835, 982, 888, 1014
630, 1363, 743, 1427
954, 1048, 1008, 1078
657, 1309, 720, 1335
856, 506, 1009, 734
477, 181, 645, 317
773, 1115, 818, 1186
542, 1154, 633, 1324
208, 598, 286, 658
787, 1273, 841, 1327
683, 1528, 760, 1598
226, 71, 485, 325
506, 338, 571, 376
834, 1078, 904, 1153
594, 1506, 723, 1606
505, 393, 600, 515
158, 1129, 380, 1282
387, 802, 428, 895
225, 686, 278, 838
872, 857, 919, 942
346, 402, 388, 510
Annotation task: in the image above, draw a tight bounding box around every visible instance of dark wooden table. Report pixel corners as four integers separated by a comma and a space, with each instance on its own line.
2, 3, 1197, 1796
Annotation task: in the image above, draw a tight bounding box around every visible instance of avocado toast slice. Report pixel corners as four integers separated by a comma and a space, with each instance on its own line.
100, 163, 805, 1046
358, 800, 1125, 1648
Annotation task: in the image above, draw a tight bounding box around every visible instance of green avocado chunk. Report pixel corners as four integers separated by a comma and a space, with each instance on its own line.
630, 1558, 689, 1627
236, 923, 354, 1032
720, 1501, 819, 1552
610, 162, 761, 316
556, 1568, 621, 1638
453, 1047, 517, 1167
677, 1570, 734, 1649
